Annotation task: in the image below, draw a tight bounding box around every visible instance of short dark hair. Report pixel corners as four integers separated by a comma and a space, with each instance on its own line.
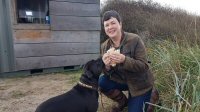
102, 10, 122, 23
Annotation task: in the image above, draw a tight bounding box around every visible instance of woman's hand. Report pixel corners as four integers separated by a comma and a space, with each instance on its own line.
110, 52, 125, 64
102, 53, 111, 70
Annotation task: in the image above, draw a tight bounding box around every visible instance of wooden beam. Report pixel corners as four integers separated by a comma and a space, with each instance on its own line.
14, 30, 100, 43
13, 24, 50, 30
0, 0, 15, 73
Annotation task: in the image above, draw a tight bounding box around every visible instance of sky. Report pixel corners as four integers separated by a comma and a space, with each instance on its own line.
100, 0, 200, 15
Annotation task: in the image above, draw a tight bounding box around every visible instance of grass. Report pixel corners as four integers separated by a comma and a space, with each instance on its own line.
11, 90, 27, 99
62, 70, 82, 83
147, 39, 200, 112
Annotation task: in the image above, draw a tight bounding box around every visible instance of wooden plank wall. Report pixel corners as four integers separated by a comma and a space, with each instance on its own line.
50, 1, 101, 30
13, 0, 100, 71
0, 0, 15, 73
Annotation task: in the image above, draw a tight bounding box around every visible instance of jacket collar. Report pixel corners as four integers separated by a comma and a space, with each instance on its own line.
107, 31, 127, 50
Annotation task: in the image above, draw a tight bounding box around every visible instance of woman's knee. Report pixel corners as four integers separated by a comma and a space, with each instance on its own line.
98, 75, 106, 84
99, 75, 109, 87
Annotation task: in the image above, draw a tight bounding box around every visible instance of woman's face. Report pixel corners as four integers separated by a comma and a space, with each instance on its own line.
103, 17, 122, 39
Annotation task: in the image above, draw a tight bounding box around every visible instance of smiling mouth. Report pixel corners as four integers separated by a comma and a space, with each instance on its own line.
108, 30, 115, 34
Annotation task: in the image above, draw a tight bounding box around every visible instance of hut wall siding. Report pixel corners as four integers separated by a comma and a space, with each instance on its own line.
51, 31, 100, 42
15, 54, 99, 70
50, 1, 100, 31
14, 42, 100, 58
50, 16, 101, 31
13, 30, 51, 43
10, 0, 100, 71
49, 2, 100, 16
49, 0, 100, 4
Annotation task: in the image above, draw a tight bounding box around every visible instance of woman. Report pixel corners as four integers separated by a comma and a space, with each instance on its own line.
99, 10, 154, 112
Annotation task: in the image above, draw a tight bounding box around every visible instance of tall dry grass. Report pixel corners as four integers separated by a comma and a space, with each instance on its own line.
147, 40, 200, 112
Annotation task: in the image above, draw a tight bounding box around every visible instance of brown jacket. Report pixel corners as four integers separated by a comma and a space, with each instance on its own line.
101, 32, 154, 97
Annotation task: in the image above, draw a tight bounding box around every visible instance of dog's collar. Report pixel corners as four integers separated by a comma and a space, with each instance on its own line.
78, 81, 97, 90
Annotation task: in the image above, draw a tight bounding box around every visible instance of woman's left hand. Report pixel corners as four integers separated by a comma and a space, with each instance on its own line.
110, 52, 125, 64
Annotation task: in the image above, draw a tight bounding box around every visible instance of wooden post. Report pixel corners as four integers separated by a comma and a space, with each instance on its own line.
0, 0, 15, 73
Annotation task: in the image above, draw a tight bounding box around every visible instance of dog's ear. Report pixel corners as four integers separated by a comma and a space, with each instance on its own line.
85, 71, 93, 78
83, 60, 94, 78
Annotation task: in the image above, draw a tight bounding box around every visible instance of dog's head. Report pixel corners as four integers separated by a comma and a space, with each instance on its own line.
80, 58, 104, 85
84, 58, 104, 78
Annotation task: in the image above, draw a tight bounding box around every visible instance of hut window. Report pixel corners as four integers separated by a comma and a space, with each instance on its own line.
16, 0, 49, 24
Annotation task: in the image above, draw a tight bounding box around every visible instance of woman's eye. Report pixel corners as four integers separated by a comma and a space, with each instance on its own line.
104, 24, 109, 28
111, 22, 115, 25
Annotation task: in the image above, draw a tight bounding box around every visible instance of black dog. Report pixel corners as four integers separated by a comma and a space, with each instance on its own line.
35, 58, 104, 112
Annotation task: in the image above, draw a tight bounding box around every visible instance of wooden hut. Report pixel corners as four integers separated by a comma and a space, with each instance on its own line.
0, 0, 101, 75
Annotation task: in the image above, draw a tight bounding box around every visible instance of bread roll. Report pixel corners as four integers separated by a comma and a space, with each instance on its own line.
107, 47, 115, 54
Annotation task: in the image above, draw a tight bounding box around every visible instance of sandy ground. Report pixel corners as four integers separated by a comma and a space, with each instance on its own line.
0, 73, 116, 112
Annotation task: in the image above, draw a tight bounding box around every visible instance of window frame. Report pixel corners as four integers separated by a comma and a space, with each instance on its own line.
11, 0, 50, 30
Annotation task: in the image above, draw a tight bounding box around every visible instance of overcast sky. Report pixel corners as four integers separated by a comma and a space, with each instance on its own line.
100, 0, 200, 15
